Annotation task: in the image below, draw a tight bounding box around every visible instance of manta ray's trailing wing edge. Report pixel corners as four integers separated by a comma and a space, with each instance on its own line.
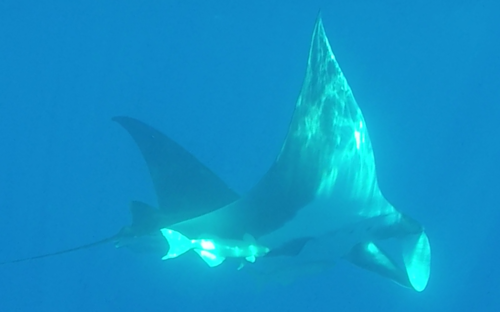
112, 116, 239, 221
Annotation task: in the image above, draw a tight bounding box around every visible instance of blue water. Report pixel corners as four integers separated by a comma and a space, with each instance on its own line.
1, 1, 499, 311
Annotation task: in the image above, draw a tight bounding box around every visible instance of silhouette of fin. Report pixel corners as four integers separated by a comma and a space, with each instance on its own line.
113, 116, 239, 224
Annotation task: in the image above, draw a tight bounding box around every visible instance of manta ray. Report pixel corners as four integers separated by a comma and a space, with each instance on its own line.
1, 15, 431, 292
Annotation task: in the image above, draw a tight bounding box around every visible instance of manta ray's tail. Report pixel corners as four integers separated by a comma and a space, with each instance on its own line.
0, 236, 118, 265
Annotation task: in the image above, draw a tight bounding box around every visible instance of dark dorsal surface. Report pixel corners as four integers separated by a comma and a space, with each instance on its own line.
114, 116, 239, 224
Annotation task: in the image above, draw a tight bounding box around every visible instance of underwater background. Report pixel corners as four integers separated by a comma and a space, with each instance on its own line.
0, 0, 499, 311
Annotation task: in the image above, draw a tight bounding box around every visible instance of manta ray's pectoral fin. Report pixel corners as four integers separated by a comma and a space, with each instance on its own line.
113, 116, 239, 223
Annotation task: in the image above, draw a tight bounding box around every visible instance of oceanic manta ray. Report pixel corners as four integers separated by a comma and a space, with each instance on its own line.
159, 15, 431, 291
1, 15, 430, 292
